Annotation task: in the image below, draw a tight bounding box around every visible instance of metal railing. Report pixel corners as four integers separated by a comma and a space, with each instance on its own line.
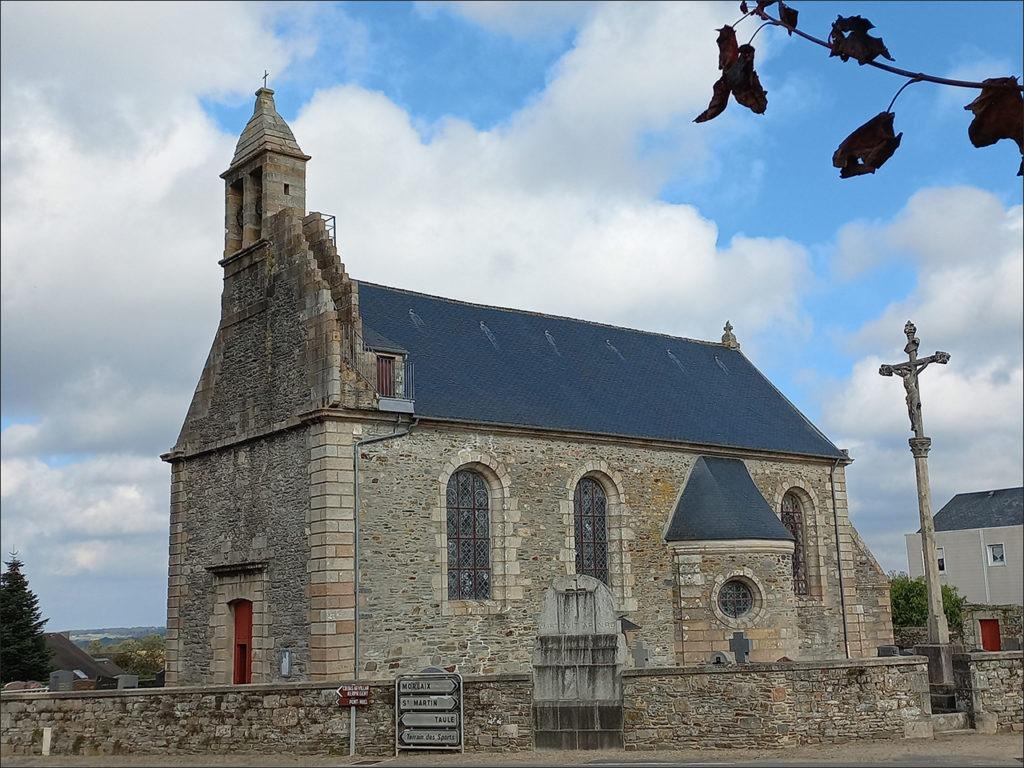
319, 212, 336, 245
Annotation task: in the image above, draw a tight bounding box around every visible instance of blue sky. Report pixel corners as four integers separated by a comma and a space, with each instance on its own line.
1, 1, 1021, 630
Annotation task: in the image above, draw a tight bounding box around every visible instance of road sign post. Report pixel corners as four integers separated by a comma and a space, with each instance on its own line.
337, 684, 371, 756
394, 673, 463, 754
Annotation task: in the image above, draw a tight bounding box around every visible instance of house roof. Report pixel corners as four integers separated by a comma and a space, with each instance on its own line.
929, 487, 1023, 532
357, 282, 844, 458
664, 456, 794, 542
44, 633, 125, 680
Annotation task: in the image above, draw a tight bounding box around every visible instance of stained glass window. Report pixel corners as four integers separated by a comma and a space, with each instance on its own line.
718, 579, 754, 618
781, 491, 808, 596
446, 469, 491, 600
574, 477, 609, 584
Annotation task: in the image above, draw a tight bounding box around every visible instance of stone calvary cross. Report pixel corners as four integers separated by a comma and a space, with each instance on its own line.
879, 321, 951, 646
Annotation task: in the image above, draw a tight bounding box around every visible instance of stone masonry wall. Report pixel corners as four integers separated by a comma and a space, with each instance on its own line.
355, 419, 888, 677
174, 429, 311, 686
953, 651, 1024, 733
0, 676, 533, 757
622, 657, 933, 750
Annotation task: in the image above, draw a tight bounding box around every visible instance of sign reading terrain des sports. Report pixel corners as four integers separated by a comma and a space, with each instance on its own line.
394, 672, 463, 754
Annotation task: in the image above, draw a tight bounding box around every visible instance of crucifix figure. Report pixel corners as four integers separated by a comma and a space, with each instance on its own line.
262, 70, 270, 89
879, 321, 951, 647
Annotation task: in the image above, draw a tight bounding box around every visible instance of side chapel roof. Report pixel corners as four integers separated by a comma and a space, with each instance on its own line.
356, 282, 844, 459
665, 456, 794, 542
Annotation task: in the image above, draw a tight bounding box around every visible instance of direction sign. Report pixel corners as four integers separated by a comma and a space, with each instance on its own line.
400, 712, 459, 728
394, 672, 463, 754
337, 684, 371, 707
399, 695, 457, 711
400, 729, 460, 745
398, 678, 457, 695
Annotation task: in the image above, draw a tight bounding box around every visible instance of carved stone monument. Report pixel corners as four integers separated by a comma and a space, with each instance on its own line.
533, 574, 626, 750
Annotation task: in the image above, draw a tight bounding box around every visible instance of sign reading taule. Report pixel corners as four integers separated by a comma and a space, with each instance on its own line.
394, 672, 463, 754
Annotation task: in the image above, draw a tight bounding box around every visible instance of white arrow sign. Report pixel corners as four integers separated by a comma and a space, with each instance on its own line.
398, 678, 457, 694
400, 712, 460, 728
400, 729, 460, 745
399, 695, 457, 711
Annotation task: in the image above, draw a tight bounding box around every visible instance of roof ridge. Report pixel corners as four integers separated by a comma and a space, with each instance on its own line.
357, 280, 729, 348
951, 486, 1024, 497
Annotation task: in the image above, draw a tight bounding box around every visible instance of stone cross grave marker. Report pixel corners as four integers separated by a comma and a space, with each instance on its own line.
630, 639, 650, 668
729, 631, 751, 663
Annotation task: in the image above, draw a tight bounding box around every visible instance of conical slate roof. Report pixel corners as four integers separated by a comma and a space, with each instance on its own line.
226, 88, 309, 172
664, 456, 794, 542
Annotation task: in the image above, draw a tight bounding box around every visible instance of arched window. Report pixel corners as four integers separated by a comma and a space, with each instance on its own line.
574, 477, 609, 584
446, 469, 491, 600
231, 599, 253, 684
781, 491, 808, 596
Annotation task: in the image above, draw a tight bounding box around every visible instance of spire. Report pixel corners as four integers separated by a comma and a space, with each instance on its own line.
225, 88, 310, 173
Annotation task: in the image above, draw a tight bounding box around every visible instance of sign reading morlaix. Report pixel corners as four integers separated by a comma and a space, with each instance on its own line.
394, 672, 463, 754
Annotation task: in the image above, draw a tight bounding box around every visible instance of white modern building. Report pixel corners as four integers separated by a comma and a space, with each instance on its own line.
906, 486, 1023, 609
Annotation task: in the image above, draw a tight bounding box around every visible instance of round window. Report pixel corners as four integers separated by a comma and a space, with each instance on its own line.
717, 579, 754, 618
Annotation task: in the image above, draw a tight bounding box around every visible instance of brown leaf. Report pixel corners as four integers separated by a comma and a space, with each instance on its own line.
963, 77, 1024, 158
727, 44, 768, 114
755, 0, 777, 12
829, 15, 894, 65
694, 75, 731, 123
778, 1, 798, 33
716, 25, 739, 71
739, 1, 749, 15
832, 111, 903, 178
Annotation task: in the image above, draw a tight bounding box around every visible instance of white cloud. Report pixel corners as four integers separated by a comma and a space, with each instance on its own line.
823, 188, 1024, 572
416, 1, 595, 40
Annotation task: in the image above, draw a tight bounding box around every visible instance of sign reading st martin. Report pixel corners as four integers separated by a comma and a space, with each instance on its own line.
394, 672, 463, 754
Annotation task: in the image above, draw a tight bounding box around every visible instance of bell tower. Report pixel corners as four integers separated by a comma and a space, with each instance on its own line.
220, 87, 311, 257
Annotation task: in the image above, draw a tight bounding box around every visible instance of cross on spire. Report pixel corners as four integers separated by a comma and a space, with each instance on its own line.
262, 70, 270, 89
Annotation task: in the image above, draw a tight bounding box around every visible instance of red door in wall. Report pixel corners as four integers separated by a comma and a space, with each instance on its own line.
979, 619, 1001, 651
233, 599, 253, 684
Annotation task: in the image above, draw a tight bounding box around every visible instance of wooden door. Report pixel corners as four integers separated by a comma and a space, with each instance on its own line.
979, 619, 1001, 651
377, 355, 395, 397
233, 599, 253, 684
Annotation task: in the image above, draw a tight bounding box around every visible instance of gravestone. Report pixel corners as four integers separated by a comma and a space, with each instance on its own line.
116, 674, 139, 689
48, 670, 75, 692
729, 631, 751, 663
533, 574, 626, 750
877, 645, 900, 657
95, 676, 118, 690
630, 640, 650, 669
710, 651, 731, 665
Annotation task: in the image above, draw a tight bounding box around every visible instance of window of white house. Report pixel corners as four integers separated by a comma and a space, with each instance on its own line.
987, 543, 1006, 566
936, 547, 945, 573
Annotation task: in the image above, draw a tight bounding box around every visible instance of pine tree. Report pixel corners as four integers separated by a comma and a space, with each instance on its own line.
0, 555, 52, 684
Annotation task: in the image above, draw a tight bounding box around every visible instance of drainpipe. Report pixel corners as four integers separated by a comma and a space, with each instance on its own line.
830, 456, 852, 659
352, 416, 419, 680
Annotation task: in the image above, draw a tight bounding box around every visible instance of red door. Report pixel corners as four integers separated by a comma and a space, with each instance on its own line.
233, 599, 253, 684
377, 356, 395, 397
979, 619, 1001, 651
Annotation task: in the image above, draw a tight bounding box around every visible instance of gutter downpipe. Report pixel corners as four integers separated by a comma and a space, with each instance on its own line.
831, 456, 852, 659
353, 416, 419, 681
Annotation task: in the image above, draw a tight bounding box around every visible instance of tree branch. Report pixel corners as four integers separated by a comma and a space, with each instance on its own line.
756, 10, 1024, 92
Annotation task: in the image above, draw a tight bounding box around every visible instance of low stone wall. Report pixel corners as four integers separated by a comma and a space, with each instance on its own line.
622, 657, 933, 750
893, 625, 929, 649
0, 674, 533, 757
953, 651, 1023, 733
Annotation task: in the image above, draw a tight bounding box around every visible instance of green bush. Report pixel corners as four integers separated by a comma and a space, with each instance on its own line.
888, 570, 965, 633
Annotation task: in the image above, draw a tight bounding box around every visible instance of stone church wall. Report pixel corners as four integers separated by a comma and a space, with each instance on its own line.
355, 419, 888, 677
171, 429, 311, 686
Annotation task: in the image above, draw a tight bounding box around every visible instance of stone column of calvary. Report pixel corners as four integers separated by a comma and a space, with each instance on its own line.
879, 321, 951, 646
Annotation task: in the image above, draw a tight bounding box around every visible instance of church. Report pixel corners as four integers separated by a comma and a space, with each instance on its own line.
162, 88, 893, 687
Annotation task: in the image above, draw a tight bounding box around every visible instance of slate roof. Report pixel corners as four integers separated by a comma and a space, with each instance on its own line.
44, 633, 125, 680
929, 487, 1023, 532
664, 456, 794, 542
357, 282, 844, 458
226, 88, 309, 172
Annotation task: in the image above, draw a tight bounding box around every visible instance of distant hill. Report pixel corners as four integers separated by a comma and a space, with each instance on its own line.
57, 626, 166, 650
